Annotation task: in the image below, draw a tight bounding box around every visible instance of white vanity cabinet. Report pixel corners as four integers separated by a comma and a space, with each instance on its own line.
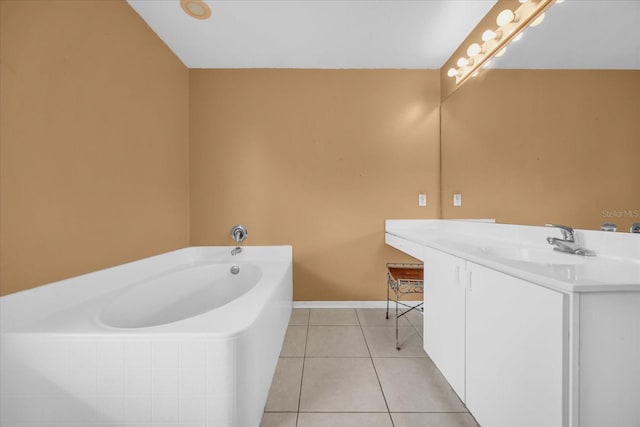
577, 291, 640, 427
387, 220, 640, 427
464, 262, 566, 427
422, 249, 566, 427
422, 246, 466, 401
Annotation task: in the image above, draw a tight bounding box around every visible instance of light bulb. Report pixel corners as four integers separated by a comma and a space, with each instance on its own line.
457, 57, 470, 67
495, 47, 507, 58
466, 43, 482, 57
530, 13, 545, 27
512, 32, 523, 42
447, 68, 459, 77
482, 29, 500, 42
482, 30, 496, 42
496, 9, 516, 26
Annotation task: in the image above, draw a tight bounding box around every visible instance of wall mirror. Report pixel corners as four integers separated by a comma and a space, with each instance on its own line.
440, 0, 640, 232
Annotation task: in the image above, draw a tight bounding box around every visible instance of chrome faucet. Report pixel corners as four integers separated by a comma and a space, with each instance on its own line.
545, 224, 596, 256
230, 224, 248, 256
601, 223, 617, 232
230, 224, 248, 243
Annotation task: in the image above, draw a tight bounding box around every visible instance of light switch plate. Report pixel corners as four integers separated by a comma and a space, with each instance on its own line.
453, 193, 462, 206
418, 193, 427, 207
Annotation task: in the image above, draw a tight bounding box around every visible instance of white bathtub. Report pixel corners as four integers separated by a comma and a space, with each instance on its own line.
0, 246, 292, 427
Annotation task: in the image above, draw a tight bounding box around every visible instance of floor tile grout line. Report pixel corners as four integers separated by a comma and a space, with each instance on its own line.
409, 314, 423, 337
307, 324, 361, 326
294, 410, 396, 413
295, 309, 311, 426
355, 308, 396, 427
265, 410, 471, 414
362, 323, 427, 355
303, 355, 395, 360
295, 411, 470, 414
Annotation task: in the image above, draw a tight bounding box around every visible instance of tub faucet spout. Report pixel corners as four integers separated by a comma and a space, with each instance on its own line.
230, 225, 247, 256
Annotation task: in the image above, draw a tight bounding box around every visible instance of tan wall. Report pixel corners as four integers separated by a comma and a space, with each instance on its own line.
441, 70, 640, 231
5, 3, 635, 300
0, 0, 190, 295
189, 70, 440, 301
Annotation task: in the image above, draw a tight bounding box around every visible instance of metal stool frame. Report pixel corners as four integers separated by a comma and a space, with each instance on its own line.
386, 263, 424, 350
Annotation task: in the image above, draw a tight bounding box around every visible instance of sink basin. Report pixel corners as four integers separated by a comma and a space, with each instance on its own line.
478, 246, 587, 265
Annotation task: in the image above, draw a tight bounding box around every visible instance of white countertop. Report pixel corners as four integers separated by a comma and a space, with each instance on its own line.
386, 220, 640, 293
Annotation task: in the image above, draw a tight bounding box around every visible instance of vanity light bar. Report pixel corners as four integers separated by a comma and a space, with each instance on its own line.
447, 0, 556, 86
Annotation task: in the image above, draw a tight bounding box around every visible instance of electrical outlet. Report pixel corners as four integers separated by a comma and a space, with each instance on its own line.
453, 193, 462, 206
418, 193, 427, 207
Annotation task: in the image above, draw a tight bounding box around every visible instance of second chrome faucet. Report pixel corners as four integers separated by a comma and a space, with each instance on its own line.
545, 224, 596, 256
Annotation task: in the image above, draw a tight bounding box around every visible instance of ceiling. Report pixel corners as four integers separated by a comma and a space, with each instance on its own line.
126, 0, 496, 69
127, 0, 640, 70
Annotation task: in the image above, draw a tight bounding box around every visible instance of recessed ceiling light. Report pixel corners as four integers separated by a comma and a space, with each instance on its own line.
180, 0, 211, 20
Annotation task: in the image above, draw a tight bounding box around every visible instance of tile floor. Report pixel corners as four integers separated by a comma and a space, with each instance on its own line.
261, 308, 479, 427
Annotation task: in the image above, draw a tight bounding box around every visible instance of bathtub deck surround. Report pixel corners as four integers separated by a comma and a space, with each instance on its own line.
0, 246, 293, 427
261, 308, 479, 427
386, 219, 640, 427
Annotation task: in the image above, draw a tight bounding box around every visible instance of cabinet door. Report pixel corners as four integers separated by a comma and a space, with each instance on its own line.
465, 262, 566, 427
423, 246, 466, 401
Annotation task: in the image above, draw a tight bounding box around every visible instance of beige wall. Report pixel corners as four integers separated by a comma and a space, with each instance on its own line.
441, 70, 640, 231
0, 0, 190, 295
189, 70, 440, 301
4, 2, 636, 300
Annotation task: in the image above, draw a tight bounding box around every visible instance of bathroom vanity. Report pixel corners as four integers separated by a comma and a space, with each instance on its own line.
385, 220, 640, 427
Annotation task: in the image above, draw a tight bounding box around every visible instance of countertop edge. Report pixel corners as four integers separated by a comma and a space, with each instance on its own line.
386, 231, 640, 294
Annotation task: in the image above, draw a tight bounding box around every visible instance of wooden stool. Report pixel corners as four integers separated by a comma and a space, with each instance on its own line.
386, 263, 424, 350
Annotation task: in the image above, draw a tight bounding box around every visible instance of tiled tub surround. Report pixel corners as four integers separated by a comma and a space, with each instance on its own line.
0, 246, 293, 427
261, 308, 479, 427
386, 220, 640, 427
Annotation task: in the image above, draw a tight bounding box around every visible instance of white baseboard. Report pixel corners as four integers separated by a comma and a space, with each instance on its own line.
293, 301, 422, 309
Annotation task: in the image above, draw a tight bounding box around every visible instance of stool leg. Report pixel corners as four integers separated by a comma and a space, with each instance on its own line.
386, 278, 390, 320
395, 291, 400, 350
